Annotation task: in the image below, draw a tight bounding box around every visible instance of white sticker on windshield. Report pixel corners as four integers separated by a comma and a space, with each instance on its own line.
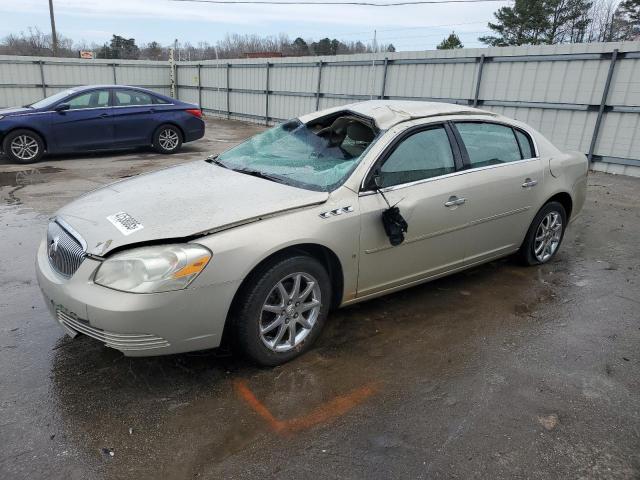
106, 212, 144, 236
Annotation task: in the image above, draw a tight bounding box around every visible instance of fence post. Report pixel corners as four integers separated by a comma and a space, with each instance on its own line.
38, 61, 46, 99
315, 61, 323, 111
174, 64, 179, 100
588, 49, 618, 164
473, 54, 485, 107
112, 63, 117, 84
265, 62, 270, 125
226, 63, 231, 119
197, 63, 202, 108
380, 57, 389, 99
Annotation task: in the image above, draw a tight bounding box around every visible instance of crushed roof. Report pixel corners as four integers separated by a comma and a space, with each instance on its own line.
299, 100, 496, 130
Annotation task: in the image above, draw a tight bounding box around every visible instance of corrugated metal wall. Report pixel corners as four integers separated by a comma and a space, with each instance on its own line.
176, 42, 640, 170
0, 55, 171, 108
1, 42, 639, 171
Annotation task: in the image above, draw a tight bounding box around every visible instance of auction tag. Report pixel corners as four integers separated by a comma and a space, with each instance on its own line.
106, 212, 144, 236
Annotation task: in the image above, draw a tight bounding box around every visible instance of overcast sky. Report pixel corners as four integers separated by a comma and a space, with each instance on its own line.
0, 0, 511, 51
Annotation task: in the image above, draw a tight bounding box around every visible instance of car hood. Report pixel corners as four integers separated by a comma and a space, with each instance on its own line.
0, 106, 34, 116
55, 161, 329, 256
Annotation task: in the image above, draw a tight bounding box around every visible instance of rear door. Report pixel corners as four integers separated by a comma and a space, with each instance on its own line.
50, 89, 113, 151
111, 89, 161, 147
356, 122, 470, 297
450, 121, 544, 264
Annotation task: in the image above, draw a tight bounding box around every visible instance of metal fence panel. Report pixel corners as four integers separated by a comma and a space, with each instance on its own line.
1, 42, 640, 170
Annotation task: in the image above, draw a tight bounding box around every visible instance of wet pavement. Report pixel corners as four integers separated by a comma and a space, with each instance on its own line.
0, 118, 639, 479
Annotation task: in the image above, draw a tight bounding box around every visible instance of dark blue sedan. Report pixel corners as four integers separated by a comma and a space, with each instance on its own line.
0, 85, 205, 163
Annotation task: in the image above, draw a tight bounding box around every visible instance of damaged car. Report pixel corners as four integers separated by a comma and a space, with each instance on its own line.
36, 100, 588, 366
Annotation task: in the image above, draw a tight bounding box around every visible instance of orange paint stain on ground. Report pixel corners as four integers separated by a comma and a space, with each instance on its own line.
233, 379, 378, 435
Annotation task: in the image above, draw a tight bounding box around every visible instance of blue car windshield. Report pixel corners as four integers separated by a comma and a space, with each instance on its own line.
28, 89, 77, 109
216, 117, 378, 192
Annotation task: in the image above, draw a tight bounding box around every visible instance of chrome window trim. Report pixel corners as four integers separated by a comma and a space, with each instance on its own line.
358, 156, 541, 196
111, 103, 174, 108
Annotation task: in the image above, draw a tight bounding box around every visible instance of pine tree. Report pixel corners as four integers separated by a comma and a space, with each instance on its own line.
479, 0, 593, 46
436, 32, 464, 49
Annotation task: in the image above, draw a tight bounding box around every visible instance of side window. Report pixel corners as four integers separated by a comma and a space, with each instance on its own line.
379, 126, 456, 188
456, 122, 522, 168
66, 90, 109, 110
114, 90, 154, 106
515, 129, 535, 159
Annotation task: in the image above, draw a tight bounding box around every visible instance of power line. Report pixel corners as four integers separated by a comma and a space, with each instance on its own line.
330, 21, 489, 37
171, 0, 508, 6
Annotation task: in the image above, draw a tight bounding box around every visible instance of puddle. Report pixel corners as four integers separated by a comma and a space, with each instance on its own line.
0, 166, 65, 205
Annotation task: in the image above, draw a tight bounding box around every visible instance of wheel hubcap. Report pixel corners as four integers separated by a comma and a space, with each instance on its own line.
534, 211, 563, 262
158, 129, 179, 150
259, 272, 322, 353
10, 135, 39, 161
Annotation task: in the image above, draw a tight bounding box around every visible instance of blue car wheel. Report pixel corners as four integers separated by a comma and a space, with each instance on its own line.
153, 124, 183, 154
3, 129, 45, 164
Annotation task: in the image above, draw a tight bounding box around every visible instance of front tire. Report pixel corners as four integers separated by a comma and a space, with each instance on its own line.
519, 201, 567, 266
153, 125, 182, 154
3, 129, 45, 164
233, 255, 332, 366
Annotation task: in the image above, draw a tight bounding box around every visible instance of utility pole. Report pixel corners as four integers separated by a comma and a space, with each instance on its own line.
48, 0, 58, 56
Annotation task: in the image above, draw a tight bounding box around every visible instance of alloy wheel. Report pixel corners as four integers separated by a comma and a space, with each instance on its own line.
10, 135, 39, 161
158, 129, 179, 151
259, 272, 322, 352
534, 211, 563, 263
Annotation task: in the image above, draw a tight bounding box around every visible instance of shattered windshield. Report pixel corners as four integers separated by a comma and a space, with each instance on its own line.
215, 117, 378, 192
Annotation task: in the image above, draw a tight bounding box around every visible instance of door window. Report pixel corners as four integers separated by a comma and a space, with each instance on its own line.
515, 129, 535, 159
378, 126, 455, 188
114, 90, 154, 106
456, 122, 522, 168
66, 90, 110, 110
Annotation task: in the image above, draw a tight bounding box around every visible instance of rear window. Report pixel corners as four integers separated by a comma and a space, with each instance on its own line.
456, 122, 522, 168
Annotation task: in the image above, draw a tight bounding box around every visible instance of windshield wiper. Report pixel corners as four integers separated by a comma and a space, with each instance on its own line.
206, 155, 230, 169
232, 167, 285, 184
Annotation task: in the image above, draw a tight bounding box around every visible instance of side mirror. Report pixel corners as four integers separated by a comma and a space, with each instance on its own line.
373, 175, 383, 190
54, 103, 70, 113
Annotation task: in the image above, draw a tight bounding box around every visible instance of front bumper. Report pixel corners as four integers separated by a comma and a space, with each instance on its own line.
35, 240, 239, 356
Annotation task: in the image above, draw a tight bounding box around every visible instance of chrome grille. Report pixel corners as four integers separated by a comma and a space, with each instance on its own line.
56, 309, 170, 351
47, 220, 86, 277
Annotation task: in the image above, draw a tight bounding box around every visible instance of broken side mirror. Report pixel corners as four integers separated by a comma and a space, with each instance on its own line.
371, 173, 408, 246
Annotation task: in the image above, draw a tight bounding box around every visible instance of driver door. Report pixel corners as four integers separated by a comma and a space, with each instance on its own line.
50, 89, 114, 151
356, 122, 470, 298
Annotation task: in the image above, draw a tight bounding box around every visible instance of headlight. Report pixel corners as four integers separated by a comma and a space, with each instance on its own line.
94, 244, 211, 293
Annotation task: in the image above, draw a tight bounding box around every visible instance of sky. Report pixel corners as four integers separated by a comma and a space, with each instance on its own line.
0, 0, 512, 51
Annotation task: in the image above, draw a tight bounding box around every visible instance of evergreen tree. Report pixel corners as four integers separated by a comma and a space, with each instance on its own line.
479, 0, 593, 45
437, 32, 464, 49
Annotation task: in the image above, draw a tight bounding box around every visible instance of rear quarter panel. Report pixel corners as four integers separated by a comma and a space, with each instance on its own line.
548, 151, 589, 221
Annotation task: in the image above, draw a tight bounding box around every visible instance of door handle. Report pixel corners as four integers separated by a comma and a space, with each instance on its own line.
522, 178, 538, 188
444, 195, 466, 207
99, 113, 109, 118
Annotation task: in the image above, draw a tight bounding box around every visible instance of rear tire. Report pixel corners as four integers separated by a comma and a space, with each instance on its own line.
3, 129, 45, 164
519, 201, 567, 266
153, 125, 182, 154
232, 255, 332, 366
